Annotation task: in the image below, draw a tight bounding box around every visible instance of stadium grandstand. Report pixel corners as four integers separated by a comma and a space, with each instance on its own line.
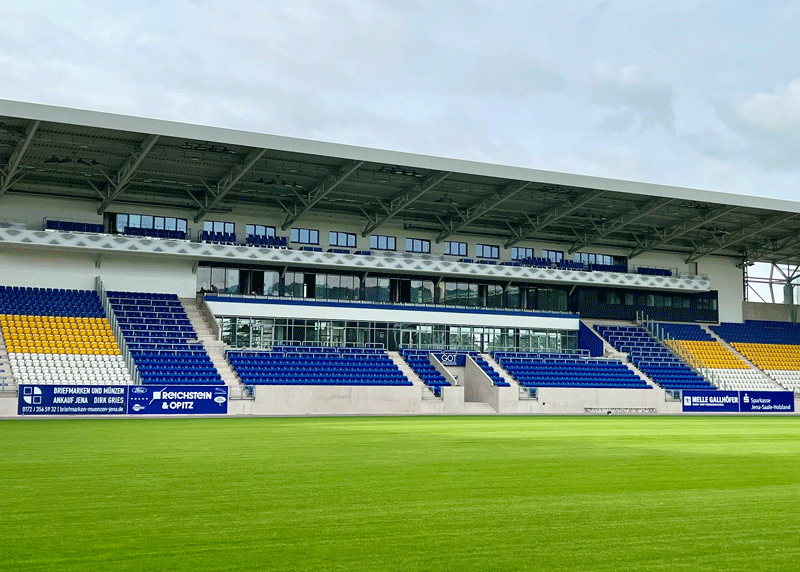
0, 98, 798, 415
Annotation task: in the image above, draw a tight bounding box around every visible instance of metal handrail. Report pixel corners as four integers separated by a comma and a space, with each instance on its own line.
96, 277, 140, 385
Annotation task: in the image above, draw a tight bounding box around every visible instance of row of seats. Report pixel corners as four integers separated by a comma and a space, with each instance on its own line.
10, 353, 132, 385
764, 370, 800, 393
227, 347, 412, 387
123, 227, 187, 240
732, 343, 800, 370
400, 348, 510, 391
698, 368, 776, 391
0, 287, 105, 318
655, 323, 714, 341
201, 231, 236, 245
107, 291, 222, 385
246, 235, 288, 248
492, 351, 650, 389
594, 325, 714, 391
666, 339, 748, 369
637, 267, 672, 277
0, 286, 133, 385
399, 349, 449, 395
708, 320, 800, 392
711, 320, 800, 345
45, 220, 105, 233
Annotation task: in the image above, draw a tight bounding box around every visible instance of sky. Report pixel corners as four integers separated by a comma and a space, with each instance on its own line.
2, 0, 800, 201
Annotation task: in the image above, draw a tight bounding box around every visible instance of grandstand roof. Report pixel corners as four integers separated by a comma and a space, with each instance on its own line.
2, 98, 799, 266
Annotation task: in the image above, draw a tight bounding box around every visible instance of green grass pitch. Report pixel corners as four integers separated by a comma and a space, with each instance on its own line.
1, 416, 799, 571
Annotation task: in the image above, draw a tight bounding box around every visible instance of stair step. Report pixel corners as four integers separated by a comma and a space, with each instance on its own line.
461, 402, 496, 414
180, 299, 240, 388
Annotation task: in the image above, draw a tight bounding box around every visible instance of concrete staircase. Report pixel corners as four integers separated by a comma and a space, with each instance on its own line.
583, 320, 663, 391
389, 351, 423, 386
460, 401, 496, 415
180, 298, 242, 394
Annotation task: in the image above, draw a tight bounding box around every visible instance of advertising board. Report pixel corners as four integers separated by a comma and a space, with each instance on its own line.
18, 385, 127, 415
127, 385, 229, 415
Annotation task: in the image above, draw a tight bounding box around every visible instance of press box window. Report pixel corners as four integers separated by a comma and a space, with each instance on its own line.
406, 238, 430, 253
330, 231, 356, 248
114, 213, 187, 233
542, 249, 563, 262
444, 241, 467, 256
370, 235, 396, 251
512, 247, 533, 260
290, 228, 320, 244
204, 220, 235, 233
476, 244, 499, 259
246, 224, 276, 237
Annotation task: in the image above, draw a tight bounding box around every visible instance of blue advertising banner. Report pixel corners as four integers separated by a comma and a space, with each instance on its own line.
127, 385, 228, 415
740, 391, 795, 413
18, 385, 127, 415
431, 352, 467, 367
682, 390, 740, 412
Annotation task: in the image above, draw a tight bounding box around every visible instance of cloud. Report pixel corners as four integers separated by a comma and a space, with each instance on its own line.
735, 80, 800, 132
592, 61, 676, 134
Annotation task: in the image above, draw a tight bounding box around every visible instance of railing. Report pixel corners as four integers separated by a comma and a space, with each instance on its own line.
96, 276, 140, 385
196, 293, 221, 341
202, 292, 577, 317
636, 311, 720, 387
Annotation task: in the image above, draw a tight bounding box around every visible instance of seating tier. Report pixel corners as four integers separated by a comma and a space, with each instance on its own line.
0, 286, 132, 385
491, 351, 650, 389
594, 324, 714, 391
107, 291, 222, 385
228, 346, 412, 387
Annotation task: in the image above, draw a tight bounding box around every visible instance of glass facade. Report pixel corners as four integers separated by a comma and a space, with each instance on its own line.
114, 213, 187, 233
218, 316, 578, 353
198, 264, 717, 322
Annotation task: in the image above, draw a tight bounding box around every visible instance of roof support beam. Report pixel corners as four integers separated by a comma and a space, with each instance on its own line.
436, 180, 533, 243
361, 171, 450, 237
281, 160, 363, 230
504, 190, 605, 249
97, 134, 160, 215
743, 232, 800, 265
0, 120, 40, 198
685, 212, 800, 263
568, 197, 673, 254
628, 204, 738, 259
193, 147, 266, 223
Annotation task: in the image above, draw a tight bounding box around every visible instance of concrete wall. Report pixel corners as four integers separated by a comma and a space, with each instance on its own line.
0, 395, 17, 417
249, 385, 423, 415
743, 301, 790, 322
429, 355, 459, 386
533, 386, 665, 414
0, 248, 196, 296
464, 357, 495, 407
698, 255, 744, 323
4, 388, 798, 417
